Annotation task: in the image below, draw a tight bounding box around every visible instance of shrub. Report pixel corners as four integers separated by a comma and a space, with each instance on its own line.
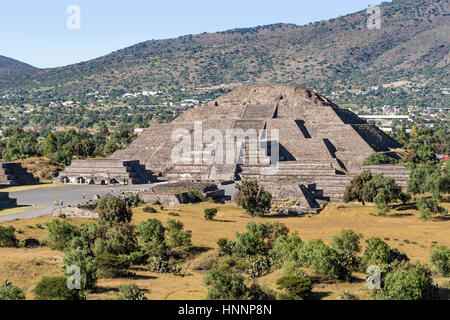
416, 197, 447, 220
374, 189, 391, 215
126, 250, 149, 266
96, 253, 131, 278
361, 238, 409, 270
149, 256, 170, 273
407, 166, 434, 196
96, 194, 132, 225
204, 208, 218, 220
362, 174, 401, 204
331, 229, 362, 270
45, 220, 80, 250
246, 256, 271, 279
34, 276, 85, 300
166, 219, 184, 232
235, 180, 272, 216
232, 222, 289, 257
270, 232, 303, 265
0, 281, 25, 300
343, 170, 373, 205
430, 245, 450, 277
136, 219, 166, 245
143, 206, 157, 213
217, 238, 235, 256
93, 222, 138, 255
363, 153, 398, 166
167, 229, 192, 249
187, 188, 205, 203
165, 219, 192, 249
378, 267, 437, 300
0, 226, 19, 248
276, 274, 312, 300
204, 268, 247, 300
63, 249, 98, 290
125, 194, 142, 207
297, 239, 350, 280
118, 283, 147, 300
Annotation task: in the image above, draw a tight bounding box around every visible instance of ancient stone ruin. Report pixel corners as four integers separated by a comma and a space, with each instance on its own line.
111, 84, 409, 212
133, 182, 226, 205
53, 159, 156, 185
0, 192, 17, 208
0, 162, 39, 186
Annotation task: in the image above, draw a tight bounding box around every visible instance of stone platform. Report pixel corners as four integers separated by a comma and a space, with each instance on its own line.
53, 159, 156, 185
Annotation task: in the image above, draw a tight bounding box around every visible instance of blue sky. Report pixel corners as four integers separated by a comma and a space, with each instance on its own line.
1, 0, 386, 68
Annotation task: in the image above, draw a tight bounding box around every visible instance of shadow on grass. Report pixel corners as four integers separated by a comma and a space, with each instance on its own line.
391, 203, 417, 211
129, 274, 157, 280
309, 291, 333, 300
189, 246, 213, 256
213, 219, 236, 223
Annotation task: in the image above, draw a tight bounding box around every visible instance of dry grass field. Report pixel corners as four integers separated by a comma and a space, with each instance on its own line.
1, 201, 449, 300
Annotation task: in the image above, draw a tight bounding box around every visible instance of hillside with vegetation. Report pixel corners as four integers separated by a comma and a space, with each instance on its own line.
0, 0, 448, 108
0, 56, 36, 79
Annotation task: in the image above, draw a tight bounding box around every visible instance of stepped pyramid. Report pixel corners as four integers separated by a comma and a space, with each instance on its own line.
53, 159, 156, 185
0, 162, 39, 186
111, 84, 409, 209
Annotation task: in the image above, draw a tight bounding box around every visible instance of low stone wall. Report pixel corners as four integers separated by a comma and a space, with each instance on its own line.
52, 206, 99, 219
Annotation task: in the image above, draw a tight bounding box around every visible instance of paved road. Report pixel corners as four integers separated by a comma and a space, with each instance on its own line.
0, 184, 159, 222
0, 181, 237, 222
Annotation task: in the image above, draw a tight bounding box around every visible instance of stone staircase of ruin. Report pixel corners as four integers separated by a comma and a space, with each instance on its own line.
0, 162, 39, 186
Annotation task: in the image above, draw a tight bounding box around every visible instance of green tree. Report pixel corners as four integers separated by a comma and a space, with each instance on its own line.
204, 268, 247, 300
331, 229, 362, 270
416, 196, 447, 220
63, 248, 98, 290
232, 222, 289, 257
361, 238, 409, 270
45, 220, 80, 250
276, 274, 312, 300
363, 153, 398, 166
362, 174, 401, 204
42, 132, 57, 155
96, 195, 132, 225
343, 170, 373, 205
235, 180, 272, 216
204, 208, 218, 220
0, 226, 19, 248
378, 267, 437, 300
430, 245, 450, 277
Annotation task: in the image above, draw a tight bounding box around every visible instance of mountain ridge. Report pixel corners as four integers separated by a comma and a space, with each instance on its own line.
0, 0, 448, 101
